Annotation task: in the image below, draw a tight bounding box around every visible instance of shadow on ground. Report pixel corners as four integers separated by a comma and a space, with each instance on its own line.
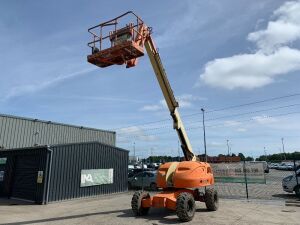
0, 207, 213, 225
272, 194, 299, 199
0, 198, 32, 206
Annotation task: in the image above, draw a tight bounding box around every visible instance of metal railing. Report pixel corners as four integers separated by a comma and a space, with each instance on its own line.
87, 11, 146, 53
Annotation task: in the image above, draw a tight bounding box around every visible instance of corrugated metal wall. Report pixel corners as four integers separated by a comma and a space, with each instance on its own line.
0, 114, 116, 149
48, 142, 128, 202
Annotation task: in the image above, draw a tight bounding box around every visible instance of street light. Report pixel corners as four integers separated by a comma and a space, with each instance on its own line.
264, 147, 267, 162
201, 108, 207, 162
226, 140, 230, 156
281, 138, 287, 160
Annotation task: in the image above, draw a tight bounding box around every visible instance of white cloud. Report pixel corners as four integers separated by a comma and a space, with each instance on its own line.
200, 47, 300, 90
117, 126, 157, 142
248, 1, 300, 52
177, 94, 206, 108
199, 0, 300, 90
140, 104, 162, 111
236, 128, 247, 132
224, 120, 242, 127
252, 115, 278, 124
140, 94, 205, 111
3, 67, 96, 100
207, 141, 225, 148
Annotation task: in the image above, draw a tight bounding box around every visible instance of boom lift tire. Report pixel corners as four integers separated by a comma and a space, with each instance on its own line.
131, 191, 150, 216
205, 188, 219, 211
176, 192, 196, 222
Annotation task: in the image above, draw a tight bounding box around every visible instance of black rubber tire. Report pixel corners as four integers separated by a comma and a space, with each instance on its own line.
294, 185, 300, 196
176, 192, 196, 222
150, 182, 157, 191
131, 191, 150, 216
205, 188, 219, 211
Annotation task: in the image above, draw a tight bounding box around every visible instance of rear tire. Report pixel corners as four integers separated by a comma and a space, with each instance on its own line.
176, 192, 195, 222
131, 191, 150, 216
205, 188, 219, 211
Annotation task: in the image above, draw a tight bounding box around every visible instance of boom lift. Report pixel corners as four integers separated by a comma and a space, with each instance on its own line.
87, 11, 218, 222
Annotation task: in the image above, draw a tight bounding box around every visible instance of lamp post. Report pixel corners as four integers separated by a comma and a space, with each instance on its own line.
264, 147, 267, 162
226, 140, 230, 156
201, 108, 207, 162
281, 138, 287, 160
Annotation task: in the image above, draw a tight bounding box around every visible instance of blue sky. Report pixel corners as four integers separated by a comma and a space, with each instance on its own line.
1, 0, 300, 158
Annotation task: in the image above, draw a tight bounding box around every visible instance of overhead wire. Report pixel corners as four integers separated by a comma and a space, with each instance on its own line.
113, 93, 300, 130
117, 111, 300, 140
117, 102, 300, 134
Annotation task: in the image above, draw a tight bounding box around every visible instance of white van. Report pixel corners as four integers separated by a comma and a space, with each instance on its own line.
282, 169, 300, 195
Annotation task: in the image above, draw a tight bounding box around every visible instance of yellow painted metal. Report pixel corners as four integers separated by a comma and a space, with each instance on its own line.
165, 162, 179, 186
144, 36, 196, 161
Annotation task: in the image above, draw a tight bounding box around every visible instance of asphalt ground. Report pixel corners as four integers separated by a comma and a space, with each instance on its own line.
0, 192, 299, 225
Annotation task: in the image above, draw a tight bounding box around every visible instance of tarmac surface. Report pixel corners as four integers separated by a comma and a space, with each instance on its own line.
0, 192, 299, 225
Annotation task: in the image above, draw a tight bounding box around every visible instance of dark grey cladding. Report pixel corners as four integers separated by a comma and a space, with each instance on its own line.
0, 142, 128, 204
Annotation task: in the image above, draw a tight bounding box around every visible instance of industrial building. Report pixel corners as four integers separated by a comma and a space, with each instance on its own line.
0, 142, 128, 204
0, 114, 116, 149
0, 114, 129, 203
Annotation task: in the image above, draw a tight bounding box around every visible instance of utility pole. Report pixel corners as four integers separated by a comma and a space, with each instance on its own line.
264, 147, 267, 162
281, 138, 287, 160
201, 108, 207, 162
226, 140, 230, 156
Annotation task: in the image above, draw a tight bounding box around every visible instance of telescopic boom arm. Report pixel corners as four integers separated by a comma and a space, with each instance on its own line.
143, 34, 197, 161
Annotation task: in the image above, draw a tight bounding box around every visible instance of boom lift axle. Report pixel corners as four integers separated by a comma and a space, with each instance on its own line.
87, 11, 218, 222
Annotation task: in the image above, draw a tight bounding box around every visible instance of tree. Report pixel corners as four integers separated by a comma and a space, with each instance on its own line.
238, 153, 245, 161
245, 156, 254, 161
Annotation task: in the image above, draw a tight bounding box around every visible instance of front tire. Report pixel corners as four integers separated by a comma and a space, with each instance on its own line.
131, 191, 150, 216
176, 192, 196, 222
205, 188, 219, 211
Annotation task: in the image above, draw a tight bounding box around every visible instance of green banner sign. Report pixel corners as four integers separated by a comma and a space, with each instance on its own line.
80, 169, 113, 187
0, 158, 7, 165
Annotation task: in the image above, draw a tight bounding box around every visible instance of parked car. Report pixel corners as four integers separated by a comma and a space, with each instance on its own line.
277, 163, 295, 171
268, 163, 279, 169
128, 168, 155, 178
128, 171, 157, 190
282, 169, 300, 195
128, 165, 134, 170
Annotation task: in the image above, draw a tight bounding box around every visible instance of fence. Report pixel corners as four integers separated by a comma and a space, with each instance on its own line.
212, 160, 299, 200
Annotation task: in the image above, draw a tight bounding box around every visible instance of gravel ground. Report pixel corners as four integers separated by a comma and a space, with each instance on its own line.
0, 192, 299, 225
